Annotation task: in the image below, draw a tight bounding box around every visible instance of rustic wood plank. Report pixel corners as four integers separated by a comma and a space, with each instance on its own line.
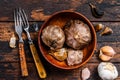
0, 41, 120, 64
0, 0, 120, 21
0, 21, 119, 79
0, 62, 120, 80
0, 0, 120, 80
0, 22, 120, 42
0, 22, 120, 63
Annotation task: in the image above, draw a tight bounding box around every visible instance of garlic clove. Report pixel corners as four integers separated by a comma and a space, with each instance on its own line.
9, 34, 16, 48
100, 27, 113, 36
99, 46, 116, 61
101, 46, 116, 56
81, 67, 90, 80
95, 23, 104, 32
98, 62, 118, 80
99, 50, 112, 61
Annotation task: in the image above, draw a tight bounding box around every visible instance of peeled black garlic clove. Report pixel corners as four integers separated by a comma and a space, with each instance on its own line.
33, 22, 39, 32
95, 24, 104, 32
100, 27, 113, 36
9, 33, 16, 48
89, 3, 104, 18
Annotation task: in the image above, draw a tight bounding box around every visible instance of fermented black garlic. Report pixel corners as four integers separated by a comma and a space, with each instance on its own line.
89, 3, 104, 18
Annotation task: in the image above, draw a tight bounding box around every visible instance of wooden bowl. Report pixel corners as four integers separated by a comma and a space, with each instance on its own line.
38, 10, 97, 69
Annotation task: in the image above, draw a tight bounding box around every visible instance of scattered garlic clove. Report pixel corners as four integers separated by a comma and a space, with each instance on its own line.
100, 27, 113, 36
99, 46, 116, 61
81, 67, 90, 80
95, 23, 104, 32
9, 34, 16, 48
98, 62, 118, 80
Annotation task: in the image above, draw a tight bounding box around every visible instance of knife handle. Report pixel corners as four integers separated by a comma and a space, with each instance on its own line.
19, 42, 28, 77
30, 43, 47, 78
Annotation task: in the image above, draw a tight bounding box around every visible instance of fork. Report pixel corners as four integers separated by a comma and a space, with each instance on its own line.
14, 8, 28, 77
19, 8, 47, 78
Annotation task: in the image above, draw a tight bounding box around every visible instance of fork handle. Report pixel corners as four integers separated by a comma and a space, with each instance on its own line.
30, 43, 47, 78
19, 42, 28, 77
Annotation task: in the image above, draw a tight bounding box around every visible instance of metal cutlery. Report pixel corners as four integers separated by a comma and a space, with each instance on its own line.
19, 8, 47, 78
14, 9, 28, 77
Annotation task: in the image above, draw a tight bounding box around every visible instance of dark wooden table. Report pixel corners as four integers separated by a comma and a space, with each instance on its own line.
0, 0, 120, 80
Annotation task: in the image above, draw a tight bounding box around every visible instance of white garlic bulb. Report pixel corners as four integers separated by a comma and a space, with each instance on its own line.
81, 67, 90, 80
9, 34, 16, 48
98, 62, 118, 80
99, 46, 116, 61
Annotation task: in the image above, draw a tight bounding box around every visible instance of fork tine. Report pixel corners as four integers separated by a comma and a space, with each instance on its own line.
22, 9, 29, 26
19, 8, 26, 26
19, 8, 29, 28
14, 10, 16, 27
18, 9, 22, 27
14, 8, 23, 34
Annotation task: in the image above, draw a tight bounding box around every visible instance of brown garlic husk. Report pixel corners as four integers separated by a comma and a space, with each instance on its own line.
95, 24, 104, 32
99, 46, 116, 61
100, 27, 113, 36
49, 48, 67, 61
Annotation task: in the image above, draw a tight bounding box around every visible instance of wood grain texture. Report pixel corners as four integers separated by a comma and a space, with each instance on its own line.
0, 0, 120, 21
18, 42, 28, 77
0, 21, 119, 79
0, 0, 120, 79
0, 63, 120, 80
0, 22, 119, 61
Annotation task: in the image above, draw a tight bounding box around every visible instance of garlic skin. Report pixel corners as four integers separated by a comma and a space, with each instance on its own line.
49, 48, 67, 61
98, 62, 118, 80
99, 46, 116, 61
9, 34, 16, 48
82, 68, 90, 80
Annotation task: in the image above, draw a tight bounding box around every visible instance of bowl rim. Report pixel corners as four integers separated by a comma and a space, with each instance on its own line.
38, 10, 97, 69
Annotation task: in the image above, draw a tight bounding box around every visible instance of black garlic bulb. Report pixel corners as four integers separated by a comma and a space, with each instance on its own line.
64, 20, 91, 49
41, 25, 65, 50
